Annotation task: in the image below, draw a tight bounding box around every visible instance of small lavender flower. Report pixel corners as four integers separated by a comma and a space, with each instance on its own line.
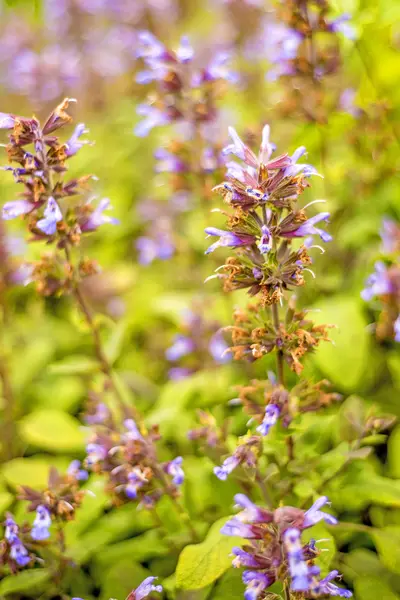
242, 571, 271, 600
132, 576, 163, 600
85, 402, 110, 425
361, 261, 392, 301
123, 418, 143, 441
282, 213, 332, 243
86, 442, 108, 466
256, 404, 280, 436
165, 456, 184, 485
205, 227, 255, 254
394, 316, 400, 342
258, 225, 272, 254
135, 105, 170, 137
136, 232, 175, 265
232, 547, 263, 569
220, 517, 260, 539
327, 14, 356, 41
209, 331, 230, 363
233, 494, 272, 523
165, 335, 195, 361
31, 505, 52, 541
2, 199, 33, 220
283, 527, 311, 592
36, 197, 62, 235
316, 570, 353, 598
67, 460, 89, 481
81, 198, 119, 232
10, 540, 30, 567
303, 496, 338, 527
125, 467, 148, 499
65, 123, 88, 157
214, 455, 240, 480
4, 516, 19, 544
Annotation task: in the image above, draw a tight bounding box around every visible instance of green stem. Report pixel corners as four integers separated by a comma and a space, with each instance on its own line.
255, 469, 274, 509
271, 303, 285, 386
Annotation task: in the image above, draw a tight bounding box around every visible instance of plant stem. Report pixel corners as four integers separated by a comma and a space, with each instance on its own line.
284, 581, 292, 600
255, 468, 274, 509
63, 245, 143, 426
271, 303, 285, 386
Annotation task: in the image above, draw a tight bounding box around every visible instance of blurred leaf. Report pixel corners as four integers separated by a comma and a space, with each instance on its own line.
1, 457, 68, 489
47, 355, 99, 375
209, 569, 244, 600
176, 517, 242, 590
64, 476, 110, 543
336, 395, 366, 441
104, 319, 127, 365
18, 409, 85, 452
0, 569, 51, 595
354, 576, 400, 600
312, 297, 370, 392
99, 559, 150, 600
388, 425, 400, 479
372, 526, 400, 574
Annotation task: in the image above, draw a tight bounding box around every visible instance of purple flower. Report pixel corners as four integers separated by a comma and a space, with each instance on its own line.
205, 227, 255, 254
233, 494, 272, 523
361, 261, 392, 301
201, 52, 239, 84
135, 104, 170, 137
67, 460, 89, 481
123, 418, 143, 441
394, 316, 400, 343
340, 89, 361, 118
85, 402, 109, 425
37, 197, 62, 235
168, 367, 192, 380
81, 198, 119, 232
10, 540, 30, 567
133, 576, 163, 600
165, 456, 184, 485
214, 455, 240, 480
232, 547, 261, 568
303, 496, 338, 528
258, 224, 272, 254
65, 123, 88, 157
0, 113, 15, 129
176, 36, 194, 63
284, 147, 318, 178
256, 404, 280, 436
259, 124, 276, 164
317, 570, 352, 598
136, 232, 174, 264
283, 213, 332, 243
125, 467, 148, 499
136, 31, 170, 61
2, 199, 33, 220
4, 516, 19, 544
86, 442, 107, 466
154, 148, 187, 173
220, 517, 259, 539
222, 127, 258, 168
380, 218, 399, 253
327, 14, 356, 41
209, 331, 230, 363
31, 505, 51, 541
165, 334, 195, 361
283, 528, 311, 592
242, 571, 271, 600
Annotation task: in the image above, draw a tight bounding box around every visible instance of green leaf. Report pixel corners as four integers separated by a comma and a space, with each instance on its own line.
18, 409, 85, 452
47, 355, 99, 375
104, 319, 127, 364
354, 576, 400, 600
99, 559, 150, 600
1, 457, 69, 489
372, 526, 400, 574
388, 425, 400, 479
210, 569, 244, 600
0, 569, 51, 595
311, 297, 370, 391
176, 517, 241, 590
64, 476, 110, 543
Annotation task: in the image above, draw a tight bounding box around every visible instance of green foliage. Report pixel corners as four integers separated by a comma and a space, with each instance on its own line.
176, 517, 242, 590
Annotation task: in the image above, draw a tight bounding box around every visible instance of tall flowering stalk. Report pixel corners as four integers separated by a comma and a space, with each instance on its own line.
201, 125, 355, 598
134, 31, 237, 264
0, 99, 197, 548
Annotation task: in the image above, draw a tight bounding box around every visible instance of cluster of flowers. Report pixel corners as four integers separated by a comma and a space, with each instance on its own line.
134, 31, 237, 263
250, 1, 356, 121
0, 98, 117, 295
1, 466, 85, 571
82, 405, 184, 506
165, 306, 230, 379
221, 494, 351, 598
0, 0, 179, 103
362, 218, 400, 342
